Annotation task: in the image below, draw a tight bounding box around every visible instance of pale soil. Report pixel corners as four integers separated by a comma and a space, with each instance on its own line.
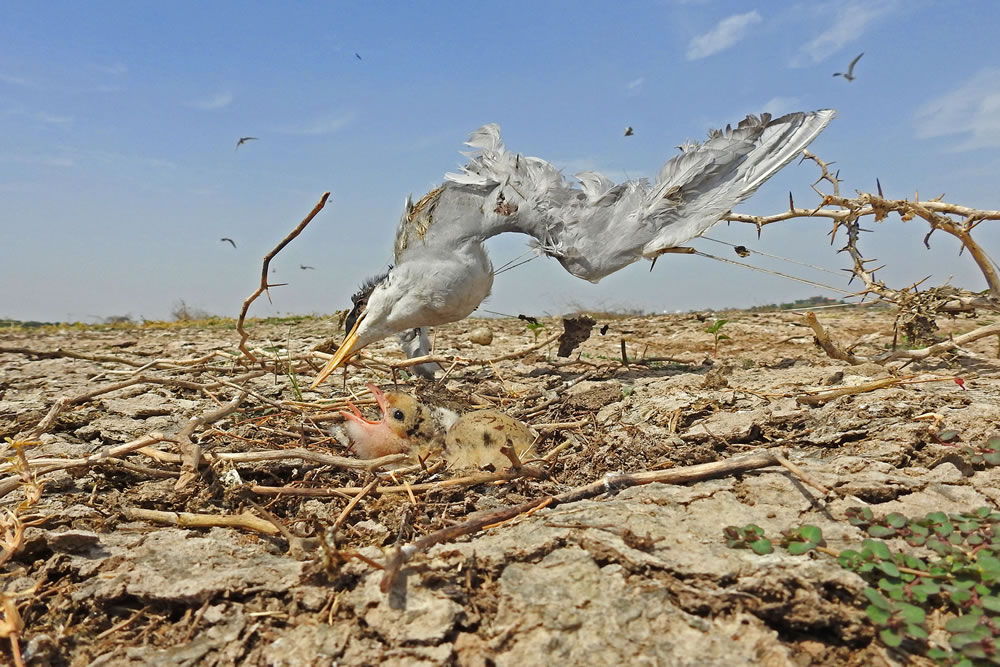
1, 307, 998, 666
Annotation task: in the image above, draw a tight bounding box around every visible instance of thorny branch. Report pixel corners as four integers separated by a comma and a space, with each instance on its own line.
725, 150, 1000, 366
237, 191, 331, 363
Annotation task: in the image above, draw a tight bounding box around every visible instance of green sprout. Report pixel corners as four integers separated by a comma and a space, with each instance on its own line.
705, 319, 730, 356
525, 320, 546, 343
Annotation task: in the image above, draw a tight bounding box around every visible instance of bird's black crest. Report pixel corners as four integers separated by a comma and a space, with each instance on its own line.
346, 268, 391, 332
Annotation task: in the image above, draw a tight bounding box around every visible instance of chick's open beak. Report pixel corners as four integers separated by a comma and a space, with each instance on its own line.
339, 384, 388, 425
310, 311, 366, 389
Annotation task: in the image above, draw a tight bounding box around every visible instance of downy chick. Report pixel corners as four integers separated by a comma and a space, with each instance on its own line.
340, 385, 536, 468
340, 383, 456, 459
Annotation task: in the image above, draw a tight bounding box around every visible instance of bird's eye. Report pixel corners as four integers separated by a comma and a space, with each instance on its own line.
392, 409, 405, 421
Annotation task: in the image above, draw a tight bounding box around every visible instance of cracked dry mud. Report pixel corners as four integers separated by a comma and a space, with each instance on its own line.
2, 307, 998, 666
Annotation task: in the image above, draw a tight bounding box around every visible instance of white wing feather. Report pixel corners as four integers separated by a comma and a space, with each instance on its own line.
398, 110, 835, 283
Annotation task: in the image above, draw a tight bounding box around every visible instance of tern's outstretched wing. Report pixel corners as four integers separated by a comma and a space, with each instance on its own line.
847, 52, 864, 75
392, 110, 835, 283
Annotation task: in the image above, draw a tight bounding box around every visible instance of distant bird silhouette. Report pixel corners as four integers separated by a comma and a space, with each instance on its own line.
624, 126, 634, 136
833, 53, 863, 82
235, 137, 259, 150
220, 238, 237, 248
300, 264, 315, 270
355, 52, 362, 60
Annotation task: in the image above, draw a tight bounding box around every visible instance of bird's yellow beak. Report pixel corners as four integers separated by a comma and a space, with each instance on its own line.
309, 312, 365, 389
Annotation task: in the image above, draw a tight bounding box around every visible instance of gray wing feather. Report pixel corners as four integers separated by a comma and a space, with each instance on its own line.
395, 110, 835, 283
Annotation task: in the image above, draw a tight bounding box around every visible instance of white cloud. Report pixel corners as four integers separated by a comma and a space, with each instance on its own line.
793, 0, 895, 66
915, 68, 1000, 151
0, 72, 31, 87
108, 153, 176, 169
277, 112, 356, 135
189, 91, 233, 110
760, 96, 801, 117
686, 11, 762, 61
626, 77, 644, 96
38, 156, 75, 167
0, 153, 75, 168
95, 63, 128, 76
32, 112, 74, 126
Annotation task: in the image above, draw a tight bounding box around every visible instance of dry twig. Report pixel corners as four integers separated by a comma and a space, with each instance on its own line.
380, 449, 782, 592
123, 508, 280, 535
803, 311, 861, 365
352, 332, 561, 373
0, 432, 172, 500
237, 192, 331, 363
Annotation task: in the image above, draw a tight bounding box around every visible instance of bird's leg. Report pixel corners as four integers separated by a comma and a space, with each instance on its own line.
399, 328, 437, 380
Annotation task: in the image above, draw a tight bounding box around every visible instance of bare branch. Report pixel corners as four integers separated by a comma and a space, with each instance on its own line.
237, 192, 331, 363
175, 391, 248, 491
803, 312, 862, 365
123, 508, 281, 536
0, 432, 172, 499
379, 449, 783, 593
871, 322, 1000, 363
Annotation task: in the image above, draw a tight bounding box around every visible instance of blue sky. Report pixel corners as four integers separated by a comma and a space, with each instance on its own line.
3, 1, 999, 322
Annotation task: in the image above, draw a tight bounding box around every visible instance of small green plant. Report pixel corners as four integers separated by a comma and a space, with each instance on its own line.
726, 507, 1000, 664
705, 319, 730, 356
723, 523, 773, 555
286, 359, 303, 401
932, 430, 1000, 468
525, 320, 545, 343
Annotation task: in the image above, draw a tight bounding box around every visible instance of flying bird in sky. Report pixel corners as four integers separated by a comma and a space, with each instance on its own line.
235, 136, 258, 150
833, 53, 864, 82
300, 264, 315, 270
624, 126, 634, 136
355, 52, 362, 60
310, 110, 836, 388
220, 237, 236, 248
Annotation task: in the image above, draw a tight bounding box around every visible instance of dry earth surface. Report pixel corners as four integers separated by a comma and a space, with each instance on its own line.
2, 306, 999, 666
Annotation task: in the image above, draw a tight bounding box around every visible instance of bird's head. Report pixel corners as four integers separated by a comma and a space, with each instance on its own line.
310, 242, 493, 389
340, 384, 428, 458
310, 267, 426, 389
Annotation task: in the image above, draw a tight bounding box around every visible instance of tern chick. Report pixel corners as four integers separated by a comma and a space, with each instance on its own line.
339, 384, 535, 468
340, 384, 454, 459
